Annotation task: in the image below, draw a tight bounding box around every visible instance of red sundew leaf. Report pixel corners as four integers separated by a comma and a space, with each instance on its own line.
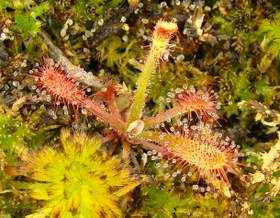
138, 125, 240, 184
32, 62, 126, 132
95, 84, 119, 101
175, 89, 218, 122
34, 63, 87, 109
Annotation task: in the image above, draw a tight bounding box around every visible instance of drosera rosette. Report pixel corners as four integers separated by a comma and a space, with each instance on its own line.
29, 20, 241, 190
8, 129, 141, 218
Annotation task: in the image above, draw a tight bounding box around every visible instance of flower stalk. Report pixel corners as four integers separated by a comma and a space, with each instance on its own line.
128, 21, 178, 124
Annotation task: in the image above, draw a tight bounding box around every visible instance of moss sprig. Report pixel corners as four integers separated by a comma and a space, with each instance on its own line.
11, 129, 140, 218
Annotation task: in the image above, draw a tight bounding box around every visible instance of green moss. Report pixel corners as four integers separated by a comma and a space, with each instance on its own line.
97, 36, 144, 85
142, 186, 229, 218
13, 129, 140, 218
0, 106, 31, 163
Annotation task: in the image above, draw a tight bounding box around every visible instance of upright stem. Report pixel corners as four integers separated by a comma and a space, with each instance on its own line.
128, 52, 156, 123
128, 21, 178, 124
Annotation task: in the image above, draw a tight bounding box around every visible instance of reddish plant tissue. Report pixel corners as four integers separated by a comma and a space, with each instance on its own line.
153, 21, 178, 40
32, 62, 126, 131
175, 89, 218, 121
33, 63, 87, 108
142, 126, 239, 183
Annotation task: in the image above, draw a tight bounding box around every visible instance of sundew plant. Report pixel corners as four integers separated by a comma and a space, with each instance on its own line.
0, 0, 280, 217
